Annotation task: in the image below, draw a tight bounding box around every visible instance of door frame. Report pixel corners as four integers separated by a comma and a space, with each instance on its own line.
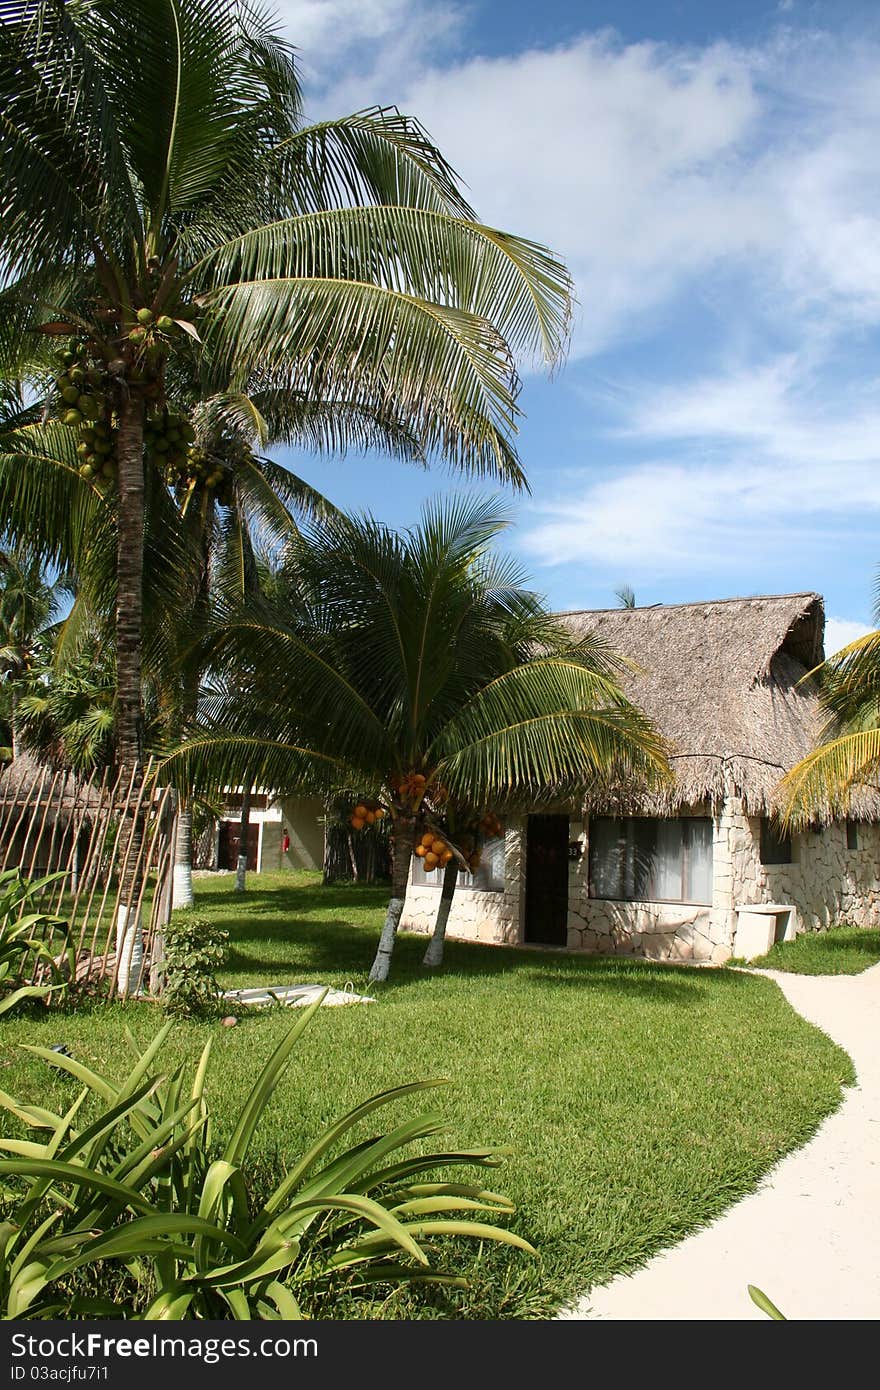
523, 813, 571, 946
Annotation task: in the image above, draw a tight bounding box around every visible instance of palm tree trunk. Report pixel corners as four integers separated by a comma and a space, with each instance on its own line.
113, 392, 146, 996
423, 858, 458, 967
235, 782, 253, 893
172, 797, 194, 909
369, 812, 415, 982
9, 688, 22, 763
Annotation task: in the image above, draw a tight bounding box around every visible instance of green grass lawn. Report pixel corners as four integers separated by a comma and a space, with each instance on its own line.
1, 871, 855, 1319
740, 924, 880, 975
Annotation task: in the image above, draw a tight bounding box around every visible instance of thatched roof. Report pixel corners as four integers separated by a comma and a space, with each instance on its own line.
558, 591, 871, 818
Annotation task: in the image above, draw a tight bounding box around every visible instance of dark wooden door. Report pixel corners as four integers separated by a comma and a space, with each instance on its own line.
525, 814, 570, 945
218, 821, 259, 872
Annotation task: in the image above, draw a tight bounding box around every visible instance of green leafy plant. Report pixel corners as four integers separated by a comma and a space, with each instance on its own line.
0, 868, 69, 1016
0, 996, 534, 1319
159, 911, 228, 1017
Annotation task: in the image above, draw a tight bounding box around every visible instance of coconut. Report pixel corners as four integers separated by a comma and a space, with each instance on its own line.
431, 839, 445, 855
350, 815, 366, 830
61, 385, 80, 405
365, 811, 376, 824
157, 315, 175, 333
424, 852, 439, 870
420, 832, 434, 847
63, 409, 83, 427
136, 308, 154, 326
354, 804, 368, 817
415, 844, 427, 858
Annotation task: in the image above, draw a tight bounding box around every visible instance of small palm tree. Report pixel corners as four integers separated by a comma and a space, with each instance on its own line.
779, 612, 880, 823
165, 499, 670, 980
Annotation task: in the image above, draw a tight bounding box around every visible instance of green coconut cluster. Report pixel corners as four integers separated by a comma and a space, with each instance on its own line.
145, 409, 195, 473
53, 343, 117, 484
172, 445, 231, 503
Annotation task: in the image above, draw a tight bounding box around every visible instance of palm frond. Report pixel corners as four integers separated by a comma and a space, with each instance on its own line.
201, 275, 526, 485
779, 729, 880, 827
189, 205, 571, 367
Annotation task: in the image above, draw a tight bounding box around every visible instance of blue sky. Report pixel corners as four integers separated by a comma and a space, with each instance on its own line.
272, 1, 880, 652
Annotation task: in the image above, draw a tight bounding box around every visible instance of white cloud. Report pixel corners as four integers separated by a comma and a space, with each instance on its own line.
825, 616, 873, 657
297, 22, 880, 358
279, 11, 880, 608
277, 1, 464, 91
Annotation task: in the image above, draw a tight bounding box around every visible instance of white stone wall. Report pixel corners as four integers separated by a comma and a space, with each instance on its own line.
399, 800, 880, 961
565, 810, 732, 964
725, 801, 880, 932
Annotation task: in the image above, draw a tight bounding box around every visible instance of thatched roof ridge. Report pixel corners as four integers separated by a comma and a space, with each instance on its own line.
558, 591, 874, 818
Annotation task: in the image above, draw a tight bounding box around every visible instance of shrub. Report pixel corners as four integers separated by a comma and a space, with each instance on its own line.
160, 910, 228, 1016
0, 868, 70, 1016
0, 995, 533, 1319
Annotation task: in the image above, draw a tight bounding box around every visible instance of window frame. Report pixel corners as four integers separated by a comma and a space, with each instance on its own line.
587, 815, 713, 906
846, 820, 860, 852
759, 819, 792, 865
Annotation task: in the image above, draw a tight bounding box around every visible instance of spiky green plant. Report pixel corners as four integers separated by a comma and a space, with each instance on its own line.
0, 996, 533, 1319
0, 868, 69, 1015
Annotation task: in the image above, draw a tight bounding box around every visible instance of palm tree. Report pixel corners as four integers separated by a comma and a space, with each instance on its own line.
164, 499, 670, 981
0, 549, 61, 760
778, 602, 880, 823
1, 0, 573, 787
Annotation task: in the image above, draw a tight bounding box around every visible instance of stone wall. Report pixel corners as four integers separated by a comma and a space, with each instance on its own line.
565, 809, 732, 964
726, 800, 880, 931
399, 800, 880, 962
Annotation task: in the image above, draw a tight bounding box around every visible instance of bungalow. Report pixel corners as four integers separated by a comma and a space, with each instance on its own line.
400, 592, 880, 963
194, 792, 326, 873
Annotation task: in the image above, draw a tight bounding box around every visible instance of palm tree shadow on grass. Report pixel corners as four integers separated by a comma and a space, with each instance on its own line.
218, 907, 750, 1005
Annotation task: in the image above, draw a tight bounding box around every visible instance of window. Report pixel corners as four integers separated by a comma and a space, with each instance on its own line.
760, 820, 792, 865
411, 836, 506, 893
847, 821, 860, 852
588, 817, 713, 904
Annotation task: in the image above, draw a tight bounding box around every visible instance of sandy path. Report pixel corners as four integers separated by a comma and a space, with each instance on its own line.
559, 962, 880, 1321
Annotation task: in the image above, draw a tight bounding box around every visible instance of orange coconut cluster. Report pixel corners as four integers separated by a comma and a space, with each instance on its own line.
349, 802, 387, 831
414, 832, 454, 872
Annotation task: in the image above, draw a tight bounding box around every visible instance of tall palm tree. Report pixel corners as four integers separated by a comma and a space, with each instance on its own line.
1, 0, 573, 786
165, 499, 670, 981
